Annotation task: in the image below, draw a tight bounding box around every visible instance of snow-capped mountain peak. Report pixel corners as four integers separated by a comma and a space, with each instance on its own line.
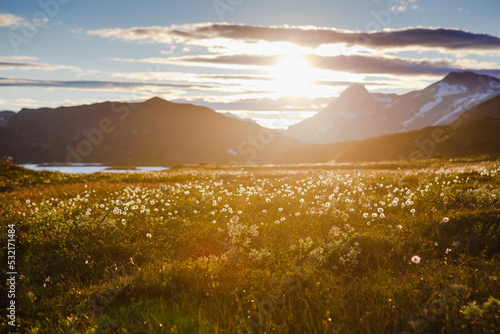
286, 72, 500, 144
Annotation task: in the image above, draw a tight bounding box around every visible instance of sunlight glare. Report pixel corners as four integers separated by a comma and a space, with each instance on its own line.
272, 55, 314, 97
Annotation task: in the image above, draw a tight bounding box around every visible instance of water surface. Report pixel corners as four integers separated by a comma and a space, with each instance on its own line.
22, 164, 168, 174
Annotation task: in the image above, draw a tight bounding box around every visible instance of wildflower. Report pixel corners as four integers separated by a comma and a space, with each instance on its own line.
442, 217, 449, 223
410, 209, 415, 214
363, 213, 369, 218
397, 225, 402, 229
146, 233, 152, 238
411, 255, 421, 264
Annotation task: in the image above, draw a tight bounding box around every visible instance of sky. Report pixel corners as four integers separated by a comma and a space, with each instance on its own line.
1, 0, 500, 128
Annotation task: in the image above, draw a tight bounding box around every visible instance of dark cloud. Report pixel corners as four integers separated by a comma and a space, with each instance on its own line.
0, 77, 215, 90
0, 62, 43, 68
89, 23, 500, 51
0, 61, 77, 71
309, 54, 454, 75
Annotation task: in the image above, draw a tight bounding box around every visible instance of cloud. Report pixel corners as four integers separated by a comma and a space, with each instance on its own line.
0, 61, 81, 72
0, 98, 59, 108
0, 77, 215, 90
110, 70, 275, 85
0, 12, 25, 28
87, 23, 500, 51
136, 53, 500, 77
390, 0, 419, 12
310, 54, 454, 76
0, 56, 38, 62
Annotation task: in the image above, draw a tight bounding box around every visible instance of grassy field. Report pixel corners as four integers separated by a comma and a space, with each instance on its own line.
1, 160, 500, 333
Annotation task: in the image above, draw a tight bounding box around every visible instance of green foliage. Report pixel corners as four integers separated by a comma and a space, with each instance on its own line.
1, 160, 499, 333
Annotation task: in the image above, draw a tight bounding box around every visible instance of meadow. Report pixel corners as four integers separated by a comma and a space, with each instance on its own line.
1, 160, 499, 333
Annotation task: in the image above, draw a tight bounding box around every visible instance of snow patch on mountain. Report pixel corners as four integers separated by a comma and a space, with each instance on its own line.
420, 97, 443, 114
490, 80, 500, 90
432, 93, 493, 125
435, 82, 468, 97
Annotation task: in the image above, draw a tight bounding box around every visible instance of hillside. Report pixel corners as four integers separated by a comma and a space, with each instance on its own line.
0, 97, 299, 165
276, 110, 500, 163
463, 93, 500, 121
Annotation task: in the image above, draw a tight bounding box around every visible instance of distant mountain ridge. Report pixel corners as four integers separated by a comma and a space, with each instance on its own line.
1, 72, 499, 166
0, 98, 299, 165
287, 71, 500, 144
277, 93, 500, 163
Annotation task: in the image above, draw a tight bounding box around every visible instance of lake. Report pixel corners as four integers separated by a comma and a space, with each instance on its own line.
21, 164, 168, 174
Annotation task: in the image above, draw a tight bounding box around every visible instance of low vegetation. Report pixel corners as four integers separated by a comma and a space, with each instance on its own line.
1, 160, 499, 333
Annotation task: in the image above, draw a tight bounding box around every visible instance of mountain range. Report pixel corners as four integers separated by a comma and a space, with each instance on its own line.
0, 98, 298, 165
278, 92, 500, 163
286, 71, 500, 144
0, 72, 499, 165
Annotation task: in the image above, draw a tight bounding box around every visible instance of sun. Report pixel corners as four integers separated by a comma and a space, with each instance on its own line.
272, 54, 314, 96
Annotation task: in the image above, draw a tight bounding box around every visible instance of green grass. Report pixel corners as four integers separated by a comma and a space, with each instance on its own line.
1, 160, 499, 333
